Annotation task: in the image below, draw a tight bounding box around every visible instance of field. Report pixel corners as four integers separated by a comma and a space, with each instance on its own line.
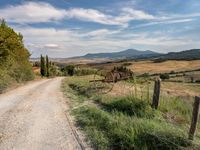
90, 60, 200, 75
129, 60, 200, 74
62, 58, 200, 149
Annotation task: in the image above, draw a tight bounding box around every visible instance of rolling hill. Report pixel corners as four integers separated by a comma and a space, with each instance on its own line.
30, 49, 200, 64
157, 49, 200, 60
82, 49, 161, 59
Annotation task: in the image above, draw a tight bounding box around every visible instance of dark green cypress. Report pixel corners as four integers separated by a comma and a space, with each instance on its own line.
46, 55, 49, 77
40, 55, 46, 77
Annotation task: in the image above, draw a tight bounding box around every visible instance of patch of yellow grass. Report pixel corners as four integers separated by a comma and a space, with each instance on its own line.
129, 60, 200, 74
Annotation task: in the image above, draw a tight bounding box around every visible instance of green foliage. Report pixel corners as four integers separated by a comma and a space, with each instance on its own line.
160, 73, 170, 80
75, 106, 192, 150
159, 96, 192, 123
62, 76, 199, 150
62, 65, 75, 76
196, 80, 200, 83
97, 96, 155, 118
66, 76, 108, 97
113, 65, 131, 73
40, 55, 59, 77
40, 55, 46, 77
139, 73, 150, 78
46, 55, 49, 77
49, 64, 62, 77
0, 20, 34, 92
74, 67, 97, 76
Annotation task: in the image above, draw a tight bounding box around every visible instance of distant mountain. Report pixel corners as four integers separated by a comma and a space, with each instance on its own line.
82, 49, 160, 59
30, 49, 200, 63
157, 49, 200, 60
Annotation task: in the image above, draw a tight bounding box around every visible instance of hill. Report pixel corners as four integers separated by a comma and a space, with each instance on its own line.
157, 49, 200, 60
83, 49, 160, 59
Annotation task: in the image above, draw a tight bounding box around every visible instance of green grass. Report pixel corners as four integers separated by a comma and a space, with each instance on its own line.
62, 76, 200, 150
75, 106, 191, 150
159, 95, 192, 124
95, 96, 156, 118
64, 75, 111, 98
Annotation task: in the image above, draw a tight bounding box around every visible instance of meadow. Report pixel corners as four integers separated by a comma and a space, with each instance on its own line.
62, 66, 200, 150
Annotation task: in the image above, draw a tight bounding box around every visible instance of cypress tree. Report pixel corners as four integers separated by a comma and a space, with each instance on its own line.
46, 55, 49, 77
40, 55, 46, 77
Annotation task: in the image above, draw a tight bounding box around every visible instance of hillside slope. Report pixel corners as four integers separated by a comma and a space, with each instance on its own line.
83, 49, 160, 59
158, 49, 200, 60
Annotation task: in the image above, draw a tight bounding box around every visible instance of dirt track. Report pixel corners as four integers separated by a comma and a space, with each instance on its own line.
0, 77, 83, 150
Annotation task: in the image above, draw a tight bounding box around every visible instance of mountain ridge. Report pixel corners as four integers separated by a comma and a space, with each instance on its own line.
82, 49, 161, 59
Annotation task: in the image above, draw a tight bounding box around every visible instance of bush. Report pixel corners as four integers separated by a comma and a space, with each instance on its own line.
49, 65, 63, 77
62, 65, 75, 76
195, 80, 200, 83
160, 73, 170, 80
170, 71, 176, 74
122, 62, 132, 66
74, 67, 97, 76
139, 73, 150, 78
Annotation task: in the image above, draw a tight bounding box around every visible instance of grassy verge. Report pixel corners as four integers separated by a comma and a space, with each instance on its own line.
62, 75, 200, 150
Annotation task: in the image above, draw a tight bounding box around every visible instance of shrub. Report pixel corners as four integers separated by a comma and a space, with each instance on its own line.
122, 62, 132, 66
62, 65, 75, 76
74, 67, 97, 76
160, 73, 170, 80
140, 73, 150, 78
195, 80, 200, 83
170, 70, 176, 74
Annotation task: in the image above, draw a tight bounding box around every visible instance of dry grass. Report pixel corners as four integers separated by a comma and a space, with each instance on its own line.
32, 67, 40, 74
129, 60, 200, 74
89, 60, 200, 75
106, 80, 200, 101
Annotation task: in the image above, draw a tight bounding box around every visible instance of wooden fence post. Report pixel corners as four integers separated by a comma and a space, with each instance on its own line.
151, 79, 161, 109
188, 96, 200, 140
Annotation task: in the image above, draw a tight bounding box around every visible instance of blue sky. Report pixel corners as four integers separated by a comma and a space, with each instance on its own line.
0, 0, 200, 58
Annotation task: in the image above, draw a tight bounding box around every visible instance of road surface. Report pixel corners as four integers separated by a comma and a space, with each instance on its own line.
0, 77, 83, 150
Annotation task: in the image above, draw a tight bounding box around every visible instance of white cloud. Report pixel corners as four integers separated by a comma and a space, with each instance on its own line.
12, 25, 200, 57
65, 8, 120, 25
2, 1, 197, 29
0, 2, 66, 23
44, 44, 60, 49
65, 7, 154, 27
131, 18, 195, 29
119, 7, 155, 21
0, 2, 155, 27
85, 29, 121, 37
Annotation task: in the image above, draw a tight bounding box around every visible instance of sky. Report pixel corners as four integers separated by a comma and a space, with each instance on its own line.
0, 0, 200, 58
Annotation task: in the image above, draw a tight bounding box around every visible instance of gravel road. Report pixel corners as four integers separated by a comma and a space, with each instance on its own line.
0, 77, 83, 150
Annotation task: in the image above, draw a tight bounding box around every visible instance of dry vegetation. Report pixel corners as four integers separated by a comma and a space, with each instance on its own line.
61, 59, 200, 149
89, 60, 200, 75
129, 60, 200, 74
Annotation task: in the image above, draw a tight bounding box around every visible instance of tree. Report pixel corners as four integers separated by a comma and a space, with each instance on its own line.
62, 65, 75, 76
0, 20, 34, 92
160, 73, 170, 80
46, 55, 49, 77
0, 19, 6, 28
40, 55, 46, 77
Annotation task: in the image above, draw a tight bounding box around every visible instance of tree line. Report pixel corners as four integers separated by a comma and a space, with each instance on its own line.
0, 20, 34, 93
40, 55, 49, 77
40, 55, 63, 77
